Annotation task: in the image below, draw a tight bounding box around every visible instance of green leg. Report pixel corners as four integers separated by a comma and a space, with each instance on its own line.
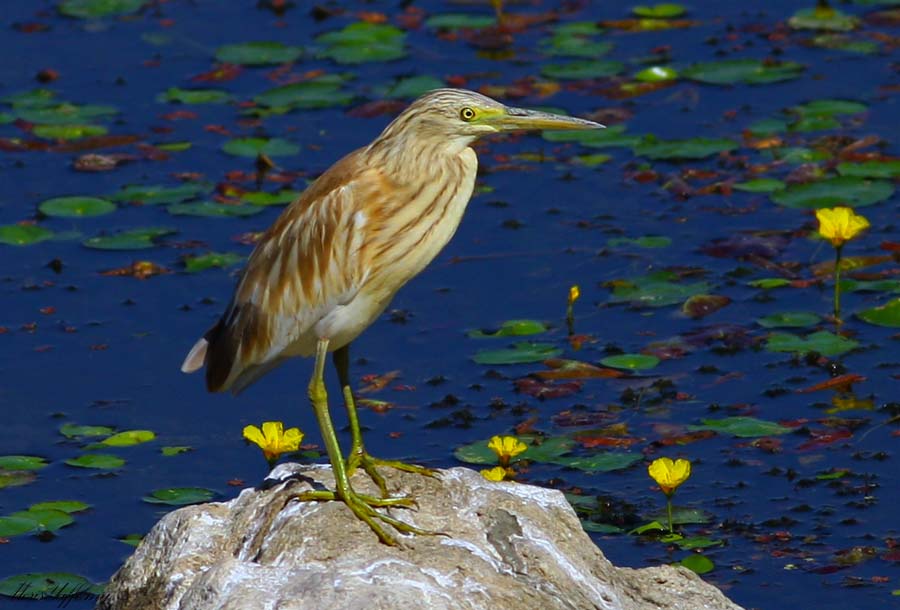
333, 344, 436, 498
285, 339, 431, 546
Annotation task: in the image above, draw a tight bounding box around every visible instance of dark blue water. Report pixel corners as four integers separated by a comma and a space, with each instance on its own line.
1, 1, 898, 608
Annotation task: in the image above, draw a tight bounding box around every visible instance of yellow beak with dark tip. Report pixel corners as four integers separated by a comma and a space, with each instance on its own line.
485, 106, 605, 132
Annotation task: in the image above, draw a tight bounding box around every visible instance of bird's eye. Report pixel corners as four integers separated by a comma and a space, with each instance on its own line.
459, 107, 476, 121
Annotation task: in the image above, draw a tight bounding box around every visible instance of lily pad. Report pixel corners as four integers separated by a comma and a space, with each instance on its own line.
472, 342, 563, 365
9, 509, 74, 532
33, 124, 107, 140
689, 416, 792, 438
158, 88, 232, 105
0, 572, 103, 599
381, 75, 446, 99
59, 423, 116, 439
16, 103, 117, 124
682, 59, 805, 85
634, 66, 678, 82
680, 554, 715, 574
0, 455, 48, 471
469, 319, 547, 338
771, 176, 893, 209
749, 278, 792, 289
633, 137, 737, 160
454, 436, 575, 465
607, 272, 711, 308
83, 227, 175, 250
543, 124, 642, 149
733, 178, 785, 193
424, 14, 496, 29
65, 454, 125, 469
857, 298, 900, 327
58, 0, 144, 19
110, 183, 210, 205
29, 501, 91, 514
316, 22, 407, 64
254, 76, 354, 110
214, 41, 302, 66
682, 294, 730, 319
600, 354, 660, 370
632, 3, 686, 17
161, 446, 193, 456
0, 224, 54, 246
757, 312, 822, 328
0, 516, 41, 537
184, 252, 244, 273
240, 190, 300, 206
837, 160, 900, 178
552, 452, 642, 473
221, 137, 299, 158
100, 429, 155, 446
142, 487, 216, 506
168, 201, 265, 218
765, 331, 859, 357
541, 60, 624, 80
608, 236, 672, 248
39, 196, 115, 218
789, 6, 860, 31
790, 99, 867, 117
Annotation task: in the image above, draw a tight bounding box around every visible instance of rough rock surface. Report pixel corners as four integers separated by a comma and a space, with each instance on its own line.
98, 465, 744, 610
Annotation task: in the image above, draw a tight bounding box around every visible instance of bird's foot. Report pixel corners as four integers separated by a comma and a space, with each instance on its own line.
284, 487, 432, 546
347, 450, 436, 498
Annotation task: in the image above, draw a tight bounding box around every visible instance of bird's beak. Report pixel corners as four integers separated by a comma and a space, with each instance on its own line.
486, 107, 605, 132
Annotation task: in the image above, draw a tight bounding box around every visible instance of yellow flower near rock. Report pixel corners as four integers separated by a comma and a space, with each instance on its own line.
243, 421, 304, 465
815, 206, 869, 248
480, 466, 510, 482
487, 435, 528, 466
648, 457, 691, 496
568, 285, 580, 306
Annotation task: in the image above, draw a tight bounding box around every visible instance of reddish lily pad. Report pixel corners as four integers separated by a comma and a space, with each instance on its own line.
682, 294, 730, 319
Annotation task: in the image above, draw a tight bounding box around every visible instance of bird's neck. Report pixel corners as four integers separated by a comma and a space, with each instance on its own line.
366, 130, 475, 184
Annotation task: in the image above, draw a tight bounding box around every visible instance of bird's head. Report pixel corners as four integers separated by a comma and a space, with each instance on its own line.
379, 88, 604, 150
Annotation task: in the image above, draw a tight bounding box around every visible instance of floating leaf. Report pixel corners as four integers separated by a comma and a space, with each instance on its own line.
682, 59, 805, 85
733, 178, 785, 193
39, 196, 115, 218
543, 124, 642, 149
168, 201, 265, 217
682, 294, 730, 319
811, 34, 878, 54
540, 25, 613, 58
214, 41, 302, 66
607, 272, 711, 307
521, 436, 578, 462
58, 0, 144, 19
674, 536, 724, 550
0, 224, 54, 246
748, 278, 791, 289
541, 60, 624, 80
582, 521, 625, 534
634, 66, 678, 82
15, 103, 117, 125
632, 3, 686, 17
680, 554, 715, 574
184, 252, 244, 272
161, 446, 193, 456
29, 501, 91, 514
381, 75, 446, 99
221, 137, 299, 158
119, 533, 143, 546
316, 22, 407, 64
600, 354, 660, 370
0, 472, 37, 489
837, 160, 900, 178
766, 331, 859, 357
535, 359, 626, 380
633, 137, 737, 160
424, 14, 496, 29
608, 235, 672, 248
857, 298, 900, 327
59, 423, 116, 439
756, 311, 822, 328
158, 88, 232, 105
0, 516, 40, 537
33, 124, 107, 140
469, 319, 547, 338
83, 227, 175, 250
790, 99, 867, 117
65, 454, 125, 469
110, 183, 210, 205
240, 189, 300, 206
551, 452, 642, 472
771, 176, 893, 209
100, 429, 155, 446
0, 573, 103, 599
142, 487, 215, 506
9, 509, 74, 532
690, 416, 792, 438
789, 6, 860, 31
472, 342, 562, 365
254, 76, 354, 110
0, 456, 48, 471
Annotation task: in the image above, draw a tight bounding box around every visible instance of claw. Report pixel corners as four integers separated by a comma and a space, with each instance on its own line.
347, 451, 436, 498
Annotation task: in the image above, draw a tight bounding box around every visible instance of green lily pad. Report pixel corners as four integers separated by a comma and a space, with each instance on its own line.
381, 75, 446, 99
757, 311, 822, 328
0, 572, 103, 599
771, 176, 893, 209
766, 331, 859, 357
184, 252, 244, 272
674, 536, 724, 550
0, 224, 54, 246
600, 354, 660, 370
811, 34, 878, 54
857, 298, 900, 327
119, 533, 144, 546
29, 501, 91, 514
747, 118, 789, 136
33, 124, 107, 140
634, 66, 678, 82
581, 521, 625, 534
161, 446, 193, 456
543, 124, 642, 149
254, 76, 354, 110
540, 27, 613, 58
222, 137, 299, 158
168, 201, 265, 218
607, 272, 711, 308
214, 41, 302, 66
837, 160, 900, 178
682, 59, 805, 85
3, 88, 57, 108
9, 509, 74, 532
607, 236, 672, 248
0, 455, 48, 471
100, 429, 155, 446
158, 88, 233, 105
142, 487, 216, 506
453, 436, 575, 465
552, 452, 642, 473
771, 147, 833, 164
240, 190, 300, 206
424, 14, 496, 29
469, 319, 547, 338
39, 196, 115, 218
789, 6, 860, 31
541, 60, 624, 80
316, 22, 407, 64
680, 554, 715, 574
633, 137, 737, 160
733, 178, 786, 193
65, 454, 125, 469
58, 0, 144, 19
472, 342, 563, 365
155, 141, 192, 152
689, 416, 792, 438
16, 103, 117, 125
748, 278, 792, 289
791, 99, 868, 117
83, 227, 175, 250
59, 423, 116, 439
0, 516, 41, 537
632, 3, 686, 17
110, 183, 210, 205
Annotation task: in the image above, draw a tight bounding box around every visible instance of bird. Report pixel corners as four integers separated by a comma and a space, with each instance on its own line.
181, 88, 603, 545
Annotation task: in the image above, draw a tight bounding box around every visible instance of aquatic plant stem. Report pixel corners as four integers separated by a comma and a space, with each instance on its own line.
834, 244, 843, 324
666, 497, 674, 534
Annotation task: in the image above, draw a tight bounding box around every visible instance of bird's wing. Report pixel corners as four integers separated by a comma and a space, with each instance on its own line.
197, 158, 389, 392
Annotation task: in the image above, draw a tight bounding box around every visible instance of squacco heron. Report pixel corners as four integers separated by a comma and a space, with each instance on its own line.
182, 88, 602, 544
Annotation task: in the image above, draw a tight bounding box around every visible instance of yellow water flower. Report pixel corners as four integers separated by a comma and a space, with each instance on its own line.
568, 285, 581, 306
487, 435, 527, 466
243, 421, 304, 465
481, 466, 509, 482
816, 206, 869, 248
648, 457, 691, 496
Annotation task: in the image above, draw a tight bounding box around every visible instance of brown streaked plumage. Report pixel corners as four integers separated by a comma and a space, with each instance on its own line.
181, 88, 603, 545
